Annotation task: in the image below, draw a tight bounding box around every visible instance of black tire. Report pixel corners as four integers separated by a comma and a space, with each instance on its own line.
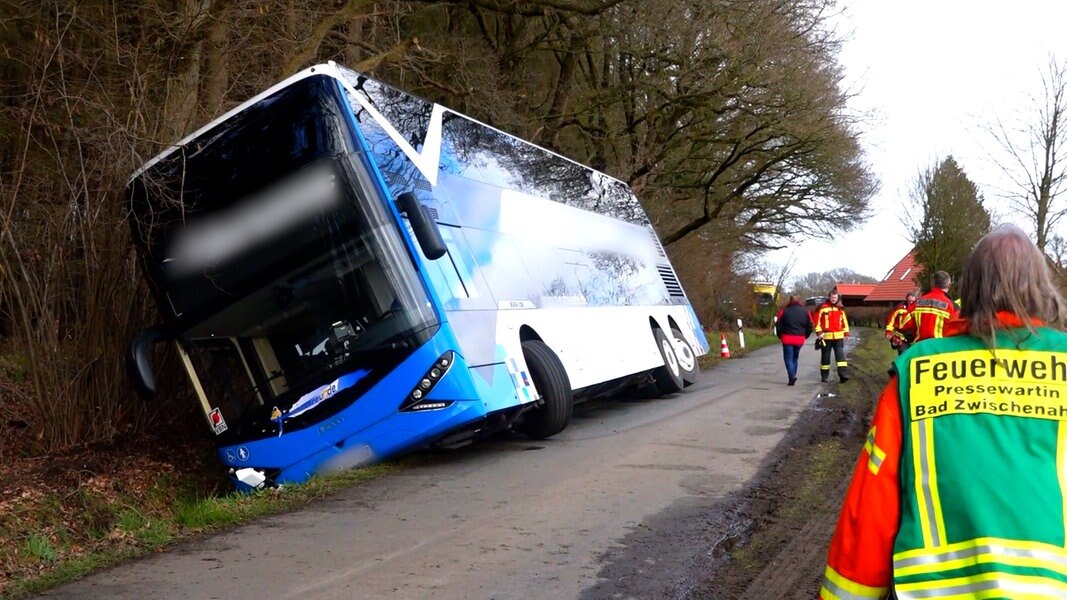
652, 328, 684, 394
516, 340, 573, 439
670, 326, 700, 386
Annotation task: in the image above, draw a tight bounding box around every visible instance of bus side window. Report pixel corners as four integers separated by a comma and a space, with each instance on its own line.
440, 227, 477, 298
421, 226, 479, 305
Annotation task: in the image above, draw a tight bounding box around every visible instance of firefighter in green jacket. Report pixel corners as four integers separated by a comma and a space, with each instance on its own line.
820, 224, 1067, 599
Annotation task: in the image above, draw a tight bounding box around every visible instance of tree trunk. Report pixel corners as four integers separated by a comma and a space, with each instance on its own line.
161, 0, 211, 141
200, 13, 228, 122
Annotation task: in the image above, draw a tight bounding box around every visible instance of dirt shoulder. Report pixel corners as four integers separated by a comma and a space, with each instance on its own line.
691, 329, 892, 598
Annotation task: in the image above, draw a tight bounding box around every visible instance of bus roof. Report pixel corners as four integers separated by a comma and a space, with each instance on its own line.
130, 62, 628, 189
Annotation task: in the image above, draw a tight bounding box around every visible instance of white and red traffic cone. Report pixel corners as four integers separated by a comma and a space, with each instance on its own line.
720, 334, 731, 358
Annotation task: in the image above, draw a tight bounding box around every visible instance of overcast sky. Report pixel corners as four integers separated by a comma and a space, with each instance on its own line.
770, 0, 1067, 284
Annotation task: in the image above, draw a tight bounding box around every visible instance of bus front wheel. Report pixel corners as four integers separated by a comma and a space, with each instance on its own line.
652, 328, 684, 394
517, 340, 573, 439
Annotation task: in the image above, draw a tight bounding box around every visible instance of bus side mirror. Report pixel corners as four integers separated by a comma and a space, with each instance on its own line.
126, 325, 170, 400
397, 192, 447, 260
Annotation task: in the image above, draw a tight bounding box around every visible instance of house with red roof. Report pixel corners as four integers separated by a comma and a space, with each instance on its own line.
834, 283, 877, 307
805, 283, 877, 309
863, 251, 922, 307
801, 251, 923, 312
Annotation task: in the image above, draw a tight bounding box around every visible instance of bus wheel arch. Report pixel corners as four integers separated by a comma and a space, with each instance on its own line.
519, 325, 543, 344
666, 317, 699, 386
516, 339, 573, 439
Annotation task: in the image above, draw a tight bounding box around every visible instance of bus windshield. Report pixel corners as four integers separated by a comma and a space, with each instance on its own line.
128, 75, 438, 440
180, 212, 437, 441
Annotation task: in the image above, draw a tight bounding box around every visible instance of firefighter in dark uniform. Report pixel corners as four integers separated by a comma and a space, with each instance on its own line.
814, 289, 849, 383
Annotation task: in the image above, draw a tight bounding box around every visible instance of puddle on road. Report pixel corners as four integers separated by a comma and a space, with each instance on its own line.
616, 463, 709, 472
743, 425, 784, 436
707, 447, 757, 455
744, 407, 793, 421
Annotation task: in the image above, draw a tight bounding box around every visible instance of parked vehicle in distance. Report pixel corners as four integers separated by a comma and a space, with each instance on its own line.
125, 62, 709, 490
752, 281, 779, 306
805, 296, 829, 310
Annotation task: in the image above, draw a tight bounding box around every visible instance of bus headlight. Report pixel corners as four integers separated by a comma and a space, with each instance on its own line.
400, 351, 455, 412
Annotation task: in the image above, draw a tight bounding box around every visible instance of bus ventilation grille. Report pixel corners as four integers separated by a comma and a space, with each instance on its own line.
649, 229, 668, 259
657, 266, 685, 297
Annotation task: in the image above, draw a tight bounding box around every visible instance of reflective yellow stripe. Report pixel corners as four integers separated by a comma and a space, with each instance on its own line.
913, 307, 951, 318
817, 307, 846, 338
911, 308, 951, 341
821, 565, 888, 599
912, 419, 945, 547
925, 418, 947, 545
836, 361, 849, 367
865, 426, 885, 475
894, 536, 1067, 577
911, 420, 931, 545
895, 570, 1067, 598
896, 536, 1067, 561
1060, 423, 1067, 548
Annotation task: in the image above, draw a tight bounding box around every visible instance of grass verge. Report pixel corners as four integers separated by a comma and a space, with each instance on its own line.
698, 329, 780, 370
0, 456, 400, 598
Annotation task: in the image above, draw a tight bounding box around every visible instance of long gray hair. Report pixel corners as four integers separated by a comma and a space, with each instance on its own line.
958, 224, 1067, 346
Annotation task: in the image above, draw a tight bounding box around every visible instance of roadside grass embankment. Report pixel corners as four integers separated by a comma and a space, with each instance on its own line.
698, 329, 779, 371
0, 453, 399, 599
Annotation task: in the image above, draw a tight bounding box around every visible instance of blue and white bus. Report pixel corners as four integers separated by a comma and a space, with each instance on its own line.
126, 62, 709, 490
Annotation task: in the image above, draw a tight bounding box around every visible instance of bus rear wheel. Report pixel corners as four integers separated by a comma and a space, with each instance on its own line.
652, 328, 684, 394
671, 326, 700, 386
517, 340, 573, 439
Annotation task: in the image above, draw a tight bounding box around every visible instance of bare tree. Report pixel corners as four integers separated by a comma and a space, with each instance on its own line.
1049, 234, 1067, 270
746, 255, 798, 301
987, 57, 1067, 252
791, 268, 877, 301
0, 0, 877, 452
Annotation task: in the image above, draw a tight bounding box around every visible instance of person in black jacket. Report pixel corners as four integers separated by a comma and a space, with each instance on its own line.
775, 295, 815, 386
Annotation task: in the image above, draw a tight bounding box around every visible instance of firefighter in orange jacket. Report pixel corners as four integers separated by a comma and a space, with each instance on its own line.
820, 225, 1067, 599
898, 270, 958, 343
814, 289, 850, 383
884, 291, 917, 355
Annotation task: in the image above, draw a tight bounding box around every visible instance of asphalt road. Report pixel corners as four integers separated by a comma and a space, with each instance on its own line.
45, 339, 829, 600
